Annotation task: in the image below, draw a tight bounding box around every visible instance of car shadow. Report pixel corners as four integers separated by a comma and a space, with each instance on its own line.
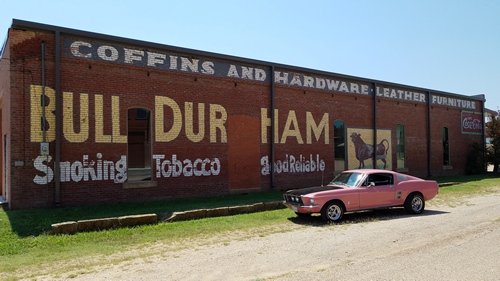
288, 208, 449, 226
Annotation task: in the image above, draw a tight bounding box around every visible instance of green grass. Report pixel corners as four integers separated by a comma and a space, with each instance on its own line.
426, 174, 500, 208
436, 174, 500, 195
0, 191, 289, 278
0, 174, 499, 279
430, 173, 498, 184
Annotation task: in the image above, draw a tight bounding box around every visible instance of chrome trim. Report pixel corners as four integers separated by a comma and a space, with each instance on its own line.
283, 202, 320, 209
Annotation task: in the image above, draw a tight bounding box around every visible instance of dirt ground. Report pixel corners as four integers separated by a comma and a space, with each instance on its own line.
25, 191, 500, 281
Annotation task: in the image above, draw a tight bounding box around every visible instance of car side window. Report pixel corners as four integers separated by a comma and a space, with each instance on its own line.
367, 173, 394, 186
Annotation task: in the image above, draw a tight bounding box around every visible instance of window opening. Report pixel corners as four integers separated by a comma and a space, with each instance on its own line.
396, 124, 406, 168
334, 120, 346, 172
442, 127, 450, 166
128, 108, 152, 181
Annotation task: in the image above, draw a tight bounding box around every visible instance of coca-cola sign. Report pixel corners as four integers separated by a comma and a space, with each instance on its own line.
461, 111, 482, 135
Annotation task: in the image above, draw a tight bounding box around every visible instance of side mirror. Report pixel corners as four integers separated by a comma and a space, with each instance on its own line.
367, 182, 375, 188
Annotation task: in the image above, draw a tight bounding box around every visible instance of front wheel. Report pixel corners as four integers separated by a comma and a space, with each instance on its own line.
321, 201, 344, 222
404, 193, 425, 214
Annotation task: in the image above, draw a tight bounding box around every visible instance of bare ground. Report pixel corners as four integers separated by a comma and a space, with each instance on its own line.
21, 191, 500, 281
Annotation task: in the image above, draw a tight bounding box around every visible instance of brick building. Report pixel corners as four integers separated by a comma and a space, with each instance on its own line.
0, 20, 485, 209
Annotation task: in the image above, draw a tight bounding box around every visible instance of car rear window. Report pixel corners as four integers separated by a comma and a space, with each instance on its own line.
397, 174, 409, 181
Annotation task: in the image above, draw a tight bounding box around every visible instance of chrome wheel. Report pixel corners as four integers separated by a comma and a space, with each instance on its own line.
411, 196, 423, 212
404, 193, 425, 214
321, 201, 344, 222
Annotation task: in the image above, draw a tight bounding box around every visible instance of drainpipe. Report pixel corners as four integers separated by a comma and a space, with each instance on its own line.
427, 91, 431, 177
55, 31, 61, 205
373, 82, 377, 169
41, 41, 46, 141
481, 97, 486, 173
270, 66, 275, 189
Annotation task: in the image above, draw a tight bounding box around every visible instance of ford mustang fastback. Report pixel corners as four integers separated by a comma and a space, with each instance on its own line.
283, 169, 439, 222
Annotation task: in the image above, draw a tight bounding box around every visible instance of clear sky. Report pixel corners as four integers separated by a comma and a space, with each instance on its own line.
1, 0, 499, 111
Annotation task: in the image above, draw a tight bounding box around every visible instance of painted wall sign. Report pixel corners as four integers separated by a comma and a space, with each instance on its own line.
33, 153, 127, 184
260, 154, 326, 175
65, 39, 270, 82
432, 95, 476, 110
30, 85, 228, 144
273, 71, 371, 96
461, 111, 483, 135
260, 109, 329, 145
376, 87, 426, 103
63, 38, 478, 110
33, 153, 222, 185
30, 85, 329, 146
347, 128, 392, 170
153, 154, 221, 178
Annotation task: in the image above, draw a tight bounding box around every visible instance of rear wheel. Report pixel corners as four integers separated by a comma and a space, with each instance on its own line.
404, 193, 425, 214
321, 201, 344, 222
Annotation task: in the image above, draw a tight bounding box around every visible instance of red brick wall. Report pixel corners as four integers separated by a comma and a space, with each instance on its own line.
1, 27, 485, 209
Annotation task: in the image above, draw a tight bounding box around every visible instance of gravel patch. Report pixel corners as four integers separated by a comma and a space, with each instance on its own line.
24, 192, 500, 281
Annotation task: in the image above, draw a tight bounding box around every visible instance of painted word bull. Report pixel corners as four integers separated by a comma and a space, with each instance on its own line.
350, 132, 389, 169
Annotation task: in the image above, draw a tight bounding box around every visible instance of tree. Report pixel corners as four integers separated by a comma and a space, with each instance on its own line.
465, 142, 485, 175
486, 113, 500, 172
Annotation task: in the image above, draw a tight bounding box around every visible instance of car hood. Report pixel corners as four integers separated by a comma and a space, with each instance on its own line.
285, 185, 345, 196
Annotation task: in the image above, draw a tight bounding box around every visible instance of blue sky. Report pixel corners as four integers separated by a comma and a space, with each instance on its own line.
2, 0, 499, 111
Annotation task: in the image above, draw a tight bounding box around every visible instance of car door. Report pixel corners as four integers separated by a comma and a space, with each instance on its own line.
358, 173, 395, 209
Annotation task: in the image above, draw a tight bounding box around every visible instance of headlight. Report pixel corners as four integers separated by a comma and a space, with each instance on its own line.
309, 198, 315, 205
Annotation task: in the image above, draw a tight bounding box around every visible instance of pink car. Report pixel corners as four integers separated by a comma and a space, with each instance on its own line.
283, 169, 439, 222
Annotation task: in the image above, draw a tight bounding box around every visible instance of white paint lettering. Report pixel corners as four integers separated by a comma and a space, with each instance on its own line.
33, 153, 127, 184
154, 154, 221, 178
70, 41, 92, 58
260, 154, 325, 175
147, 52, 166, 67
97, 45, 119, 61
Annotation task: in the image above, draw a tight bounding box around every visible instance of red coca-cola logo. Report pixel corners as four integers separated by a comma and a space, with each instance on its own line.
461, 112, 482, 134
462, 117, 482, 130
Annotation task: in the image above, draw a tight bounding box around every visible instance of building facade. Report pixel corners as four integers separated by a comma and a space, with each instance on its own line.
0, 20, 485, 209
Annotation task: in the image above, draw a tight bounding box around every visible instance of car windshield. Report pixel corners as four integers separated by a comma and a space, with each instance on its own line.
329, 172, 364, 187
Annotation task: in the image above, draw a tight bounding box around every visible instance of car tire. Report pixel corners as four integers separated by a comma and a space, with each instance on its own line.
404, 193, 425, 214
321, 201, 344, 222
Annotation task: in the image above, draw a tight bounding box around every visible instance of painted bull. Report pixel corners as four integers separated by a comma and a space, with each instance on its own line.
350, 132, 389, 169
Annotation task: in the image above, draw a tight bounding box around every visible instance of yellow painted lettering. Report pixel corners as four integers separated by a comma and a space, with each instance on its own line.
95, 95, 111, 143
63, 92, 89, 143
260, 108, 279, 144
155, 96, 182, 142
30, 85, 56, 142
280, 110, 303, 144
209, 104, 227, 143
111, 96, 127, 143
306, 112, 329, 144
185, 102, 205, 142
261, 108, 270, 143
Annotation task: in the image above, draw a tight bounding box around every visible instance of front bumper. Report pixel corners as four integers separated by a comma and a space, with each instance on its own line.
283, 202, 321, 213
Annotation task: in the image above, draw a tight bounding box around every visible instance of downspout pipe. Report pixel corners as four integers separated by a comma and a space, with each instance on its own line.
55, 31, 61, 205
373, 82, 377, 168
270, 66, 275, 189
427, 91, 431, 177
481, 97, 486, 173
41, 41, 46, 141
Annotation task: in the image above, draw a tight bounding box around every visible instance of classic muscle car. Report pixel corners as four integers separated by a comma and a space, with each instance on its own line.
283, 169, 439, 222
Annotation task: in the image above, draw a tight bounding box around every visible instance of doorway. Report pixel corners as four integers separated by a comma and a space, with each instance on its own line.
127, 108, 152, 181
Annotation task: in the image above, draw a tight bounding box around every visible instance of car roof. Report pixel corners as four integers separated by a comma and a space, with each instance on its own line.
343, 169, 396, 174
